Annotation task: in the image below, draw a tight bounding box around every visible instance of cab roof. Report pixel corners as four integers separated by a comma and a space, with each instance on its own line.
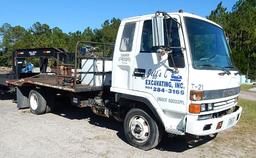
122, 11, 222, 29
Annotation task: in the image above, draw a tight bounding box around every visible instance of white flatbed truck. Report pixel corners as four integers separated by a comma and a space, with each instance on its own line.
7, 11, 242, 150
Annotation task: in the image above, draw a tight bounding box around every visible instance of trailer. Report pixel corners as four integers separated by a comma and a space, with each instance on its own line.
7, 11, 242, 150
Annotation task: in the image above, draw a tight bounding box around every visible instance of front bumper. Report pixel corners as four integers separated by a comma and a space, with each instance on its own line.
186, 106, 242, 136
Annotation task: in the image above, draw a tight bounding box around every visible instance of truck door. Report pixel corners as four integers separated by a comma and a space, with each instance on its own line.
112, 21, 139, 90
132, 15, 189, 114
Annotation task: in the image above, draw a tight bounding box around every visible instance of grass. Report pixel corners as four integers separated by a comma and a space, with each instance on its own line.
213, 99, 256, 143
237, 99, 256, 131
240, 84, 254, 91
208, 99, 256, 157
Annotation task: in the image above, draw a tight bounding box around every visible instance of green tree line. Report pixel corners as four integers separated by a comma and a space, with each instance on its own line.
0, 18, 121, 66
208, 0, 256, 79
0, 0, 255, 79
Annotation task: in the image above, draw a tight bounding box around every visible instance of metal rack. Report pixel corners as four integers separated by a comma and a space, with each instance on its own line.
8, 42, 114, 93
73, 41, 114, 90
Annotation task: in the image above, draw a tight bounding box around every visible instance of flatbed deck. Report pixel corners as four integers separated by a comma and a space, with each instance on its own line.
6, 74, 104, 93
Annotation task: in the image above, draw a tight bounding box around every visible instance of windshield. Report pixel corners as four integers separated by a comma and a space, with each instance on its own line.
185, 17, 233, 70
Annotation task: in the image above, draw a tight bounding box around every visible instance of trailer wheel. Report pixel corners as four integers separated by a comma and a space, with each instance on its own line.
124, 108, 162, 150
29, 90, 47, 115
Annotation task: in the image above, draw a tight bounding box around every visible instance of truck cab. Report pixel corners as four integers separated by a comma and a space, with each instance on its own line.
111, 11, 242, 149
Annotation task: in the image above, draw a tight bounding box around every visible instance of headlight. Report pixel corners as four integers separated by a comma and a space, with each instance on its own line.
200, 103, 214, 112
200, 104, 207, 112
208, 103, 214, 110
190, 103, 214, 113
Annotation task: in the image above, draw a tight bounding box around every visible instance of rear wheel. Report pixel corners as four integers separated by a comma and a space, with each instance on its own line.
29, 90, 47, 115
124, 108, 162, 150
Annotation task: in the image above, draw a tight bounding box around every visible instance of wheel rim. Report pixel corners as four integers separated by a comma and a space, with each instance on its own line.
30, 93, 38, 110
129, 115, 150, 143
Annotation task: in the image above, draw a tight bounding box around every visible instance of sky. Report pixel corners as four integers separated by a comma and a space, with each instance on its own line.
0, 0, 237, 33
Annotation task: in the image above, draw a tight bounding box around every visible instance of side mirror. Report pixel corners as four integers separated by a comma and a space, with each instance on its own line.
226, 36, 232, 54
226, 37, 230, 44
152, 16, 165, 47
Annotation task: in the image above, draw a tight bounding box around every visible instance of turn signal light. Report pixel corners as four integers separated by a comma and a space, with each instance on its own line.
190, 91, 204, 101
189, 104, 201, 114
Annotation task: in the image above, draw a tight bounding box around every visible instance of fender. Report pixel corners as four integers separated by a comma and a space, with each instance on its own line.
116, 93, 164, 127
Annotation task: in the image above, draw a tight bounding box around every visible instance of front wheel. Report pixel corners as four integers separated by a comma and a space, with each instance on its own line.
124, 108, 162, 150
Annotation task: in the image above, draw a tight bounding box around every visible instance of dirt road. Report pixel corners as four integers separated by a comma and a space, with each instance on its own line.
239, 91, 256, 101
0, 96, 254, 158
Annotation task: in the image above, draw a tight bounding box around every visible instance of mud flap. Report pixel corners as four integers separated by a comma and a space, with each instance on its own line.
16, 87, 29, 109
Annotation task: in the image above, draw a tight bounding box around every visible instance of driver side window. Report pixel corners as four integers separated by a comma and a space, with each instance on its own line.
140, 20, 153, 52
140, 19, 185, 68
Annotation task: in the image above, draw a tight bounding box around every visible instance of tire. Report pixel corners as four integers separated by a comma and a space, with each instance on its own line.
29, 90, 47, 115
124, 108, 162, 150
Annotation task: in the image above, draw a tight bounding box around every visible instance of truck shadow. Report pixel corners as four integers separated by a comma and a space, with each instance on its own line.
52, 104, 215, 153
156, 135, 216, 152
0, 90, 15, 100
53, 105, 122, 132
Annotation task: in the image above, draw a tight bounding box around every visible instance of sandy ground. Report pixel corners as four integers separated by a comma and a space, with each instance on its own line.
240, 91, 256, 101
249, 87, 256, 92
0, 94, 255, 158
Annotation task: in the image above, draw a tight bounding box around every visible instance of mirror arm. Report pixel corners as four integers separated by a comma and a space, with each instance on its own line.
155, 11, 181, 26
157, 47, 178, 71
164, 16, 171, 48
168, 50, 178, 71
167, 67, 179, 74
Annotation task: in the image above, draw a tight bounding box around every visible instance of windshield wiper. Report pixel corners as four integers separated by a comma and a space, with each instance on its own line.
224, 66, 234, 69
225, 66, 240, 75
218, 69, 231, 76
197, 64, 231, 75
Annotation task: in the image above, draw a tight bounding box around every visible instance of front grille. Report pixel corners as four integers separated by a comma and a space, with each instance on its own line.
213, 98, 237, 110
198, 106, 238, 120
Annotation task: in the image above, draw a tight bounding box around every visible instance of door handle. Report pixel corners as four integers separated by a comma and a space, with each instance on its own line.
133, 68, 146, 77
